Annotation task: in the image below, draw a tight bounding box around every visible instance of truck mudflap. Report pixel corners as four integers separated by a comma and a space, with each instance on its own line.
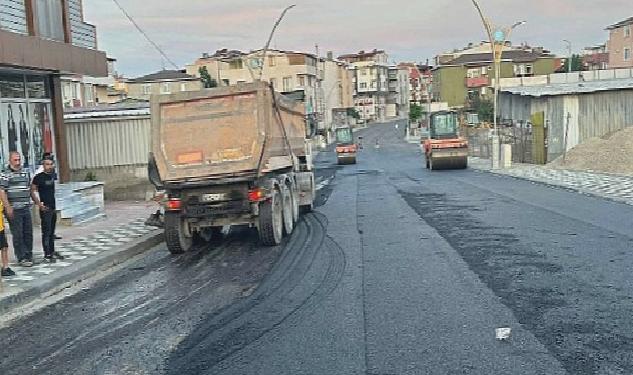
295, 172, 315, 209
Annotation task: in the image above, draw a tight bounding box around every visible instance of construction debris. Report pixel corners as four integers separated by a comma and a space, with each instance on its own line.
551, 127, 633, 176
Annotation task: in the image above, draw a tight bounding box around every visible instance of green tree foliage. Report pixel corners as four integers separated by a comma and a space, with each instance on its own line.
199, 66, 218, 88
409, 104, 423, 122
472, 96, 493, 122
347, 108, 360, 120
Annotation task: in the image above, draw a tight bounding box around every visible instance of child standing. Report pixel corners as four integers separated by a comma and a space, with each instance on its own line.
0, 199, 15, 277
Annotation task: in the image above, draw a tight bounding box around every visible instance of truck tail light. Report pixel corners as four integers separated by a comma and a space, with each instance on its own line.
248, 188, 266, 202
165, 198, 182, 211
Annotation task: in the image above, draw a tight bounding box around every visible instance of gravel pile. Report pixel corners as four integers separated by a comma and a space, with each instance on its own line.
550, 127, 633, 176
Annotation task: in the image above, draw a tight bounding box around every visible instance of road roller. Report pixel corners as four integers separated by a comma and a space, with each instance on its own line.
423, 111, 468, 170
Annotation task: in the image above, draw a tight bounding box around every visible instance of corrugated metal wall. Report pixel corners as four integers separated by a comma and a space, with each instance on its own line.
65, 116, 151, 170
500, 89, 633, 163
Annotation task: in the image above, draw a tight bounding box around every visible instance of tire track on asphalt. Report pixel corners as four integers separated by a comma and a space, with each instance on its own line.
166, 213, 346, 374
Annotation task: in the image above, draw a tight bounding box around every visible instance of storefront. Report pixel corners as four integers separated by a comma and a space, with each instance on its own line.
0, 70, 56, 173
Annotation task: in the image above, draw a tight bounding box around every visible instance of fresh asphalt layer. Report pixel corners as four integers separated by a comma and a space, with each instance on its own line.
2, 121, 632, 375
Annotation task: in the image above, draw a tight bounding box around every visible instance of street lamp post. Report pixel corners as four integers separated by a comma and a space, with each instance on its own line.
563, 39, 572, 73
470, 0, 525, 169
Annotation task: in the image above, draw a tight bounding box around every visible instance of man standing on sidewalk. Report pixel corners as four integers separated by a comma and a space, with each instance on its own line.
1, 152, 33, 267
31, 156, 63, 263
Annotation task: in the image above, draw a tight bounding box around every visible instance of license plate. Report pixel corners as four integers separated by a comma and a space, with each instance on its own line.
201, 193, 226, 202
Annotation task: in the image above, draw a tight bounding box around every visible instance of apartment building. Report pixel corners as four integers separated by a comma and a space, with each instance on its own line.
320, 52, 355, 140
432, 45, 560, 108
126, 70, 202, 101
0, 0, 107, 180
606, 17, 633, 69
186, 49, 320, 133
387, 66, 410, 118
339, 50, 389, 123
582, 44, 609, 71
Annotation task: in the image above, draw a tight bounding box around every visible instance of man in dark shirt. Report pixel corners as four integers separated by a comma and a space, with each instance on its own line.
31, 157, 64, 262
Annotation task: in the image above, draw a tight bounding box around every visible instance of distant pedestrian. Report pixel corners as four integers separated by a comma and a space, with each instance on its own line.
0, 198, 15, 277
32, 156, 64, 263
1, 152, 33, 267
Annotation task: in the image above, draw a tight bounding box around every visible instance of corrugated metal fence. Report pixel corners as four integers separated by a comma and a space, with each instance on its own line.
65, 115, 151, 170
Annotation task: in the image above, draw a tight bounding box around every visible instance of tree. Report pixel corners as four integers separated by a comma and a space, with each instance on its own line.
198, 66, 218, 88
347, 108, 360, 120
570, 54, 584, 72
409, 104, 423, 122
472, 96, 493, 123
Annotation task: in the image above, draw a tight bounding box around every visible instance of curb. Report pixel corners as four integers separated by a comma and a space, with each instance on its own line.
0, 231, 164, 314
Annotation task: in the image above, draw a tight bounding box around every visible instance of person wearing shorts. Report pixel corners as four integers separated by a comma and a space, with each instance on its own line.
0, 199, 15, 277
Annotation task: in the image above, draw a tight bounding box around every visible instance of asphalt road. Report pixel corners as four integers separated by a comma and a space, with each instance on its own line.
2, 121, 633, 374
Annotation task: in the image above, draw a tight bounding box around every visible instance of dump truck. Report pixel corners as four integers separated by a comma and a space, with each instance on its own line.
148, 82, 316, 254
334, 125, 357, 164
423, 111, 468, 170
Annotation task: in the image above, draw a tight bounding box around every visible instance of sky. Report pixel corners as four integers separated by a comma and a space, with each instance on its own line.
83, 0, 630, 77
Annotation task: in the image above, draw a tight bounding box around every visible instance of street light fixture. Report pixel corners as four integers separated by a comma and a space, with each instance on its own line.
470, 0, 525, 169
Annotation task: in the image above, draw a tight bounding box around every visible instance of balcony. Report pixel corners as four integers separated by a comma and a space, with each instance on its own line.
466, 76, 490, 88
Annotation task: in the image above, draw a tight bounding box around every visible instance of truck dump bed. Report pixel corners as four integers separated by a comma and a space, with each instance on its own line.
151, 82, 306, 184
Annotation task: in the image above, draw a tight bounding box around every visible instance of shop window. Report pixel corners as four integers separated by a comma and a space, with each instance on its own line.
0, 73, 26, 98
27, 76, 50, 99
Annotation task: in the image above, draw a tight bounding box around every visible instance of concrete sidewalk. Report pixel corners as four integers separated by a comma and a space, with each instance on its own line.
469, 157, 633, 206
0, 201, 163, 313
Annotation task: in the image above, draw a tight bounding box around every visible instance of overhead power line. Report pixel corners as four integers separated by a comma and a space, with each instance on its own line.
111, 0, 179, 70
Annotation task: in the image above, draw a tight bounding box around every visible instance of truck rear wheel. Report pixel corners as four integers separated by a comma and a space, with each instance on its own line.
289, 181, 299, 224
259, 188, 283, 246
282, 185, 294, 236
164, 212, 192, 254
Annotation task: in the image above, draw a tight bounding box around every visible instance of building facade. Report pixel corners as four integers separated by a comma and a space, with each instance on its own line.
0, 0, 107, 181
606, 17, 633, 69
387, 66, 410, 118
320, 53, 354, 141
339, 50, 389, 123
186, 49, 320, 134
126, 70, 203, 101
582, 44, 609, 71
432, 46, 560, 108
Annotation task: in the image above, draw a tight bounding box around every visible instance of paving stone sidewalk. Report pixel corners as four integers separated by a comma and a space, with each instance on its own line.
469, 157, 633, 206
0, 202, 162, 312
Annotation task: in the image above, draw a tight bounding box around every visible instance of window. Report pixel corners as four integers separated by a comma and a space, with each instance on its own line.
181, 83, 187, 92
361, 68, 368, 76
229, 60, 243, 70
626, 26, 631, 38
35, 0, 65, 42
161, 83, 171, 94
142, 84, 151, 95
268, 56, 276, 66
298, 76, 306, 87
359, 82, 367, 89
84, 83, 94, 103
283, 77, 292, 92
625, 48, 631, 61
